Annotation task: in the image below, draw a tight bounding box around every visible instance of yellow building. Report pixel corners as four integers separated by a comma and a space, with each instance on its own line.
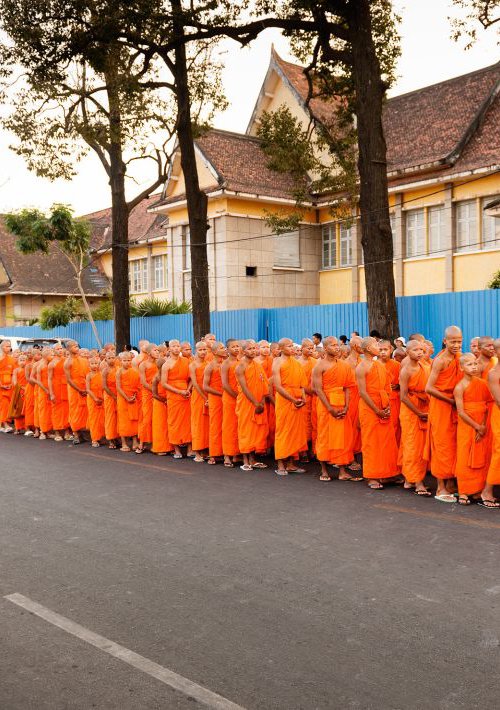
92, 50, 500, 309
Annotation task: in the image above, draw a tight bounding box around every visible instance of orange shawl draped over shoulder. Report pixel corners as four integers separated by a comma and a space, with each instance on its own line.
316, 360, 355, 465
456, 377, 492, 495
0, 354, 15, 421
208, 367, 223, 457
274, 357, 307, 460
87, 372, 105, 442
236, 360, 269, 454
51, 358, 69, 431
222, 362, 240, 457
359, 360, 398, 479
103, 366, 119, 440
166, 357, 191, 446
117, 368, 140, 437
67, 356, 89, 432
152, 380, 173, 454
399, 362, 429, 483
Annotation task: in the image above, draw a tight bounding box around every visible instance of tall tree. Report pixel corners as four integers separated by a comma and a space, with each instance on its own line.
450, 0, 500, 46
0, 1, 226, 346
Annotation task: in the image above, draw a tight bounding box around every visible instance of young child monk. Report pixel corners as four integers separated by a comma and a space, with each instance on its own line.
180, 342, 193, 361
378, 340, 401, 446
189, 341, 210, 463
24, 349, 41, 437
161, 339, 192, 459
273, 338, 307, 476
0, 339, 15, 432
36, 348, 53, 440
399, 340, 431, 495
235, 340, 269, 471
425, 326, 463, 502
221, 339, 241, 467
102, 350, 119, 448
203, 342, 228, 465
356, 337, 399, 489
151, 357, 173, 456
10, 353, 28, 434
454, 353, 493, 507
48, 343, 70, 441
64, 341, 90, 445
313, 337, 358, 482
485, 338, 500, 508
137, 343, 160, 453
116, 351, 141, 452
86, 356, 105, 447
297, 338, 316, 461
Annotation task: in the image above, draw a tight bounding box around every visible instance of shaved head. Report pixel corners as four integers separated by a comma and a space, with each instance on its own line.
360, 337, 376, 352
444, 325, 462, 339
409, 333, 425, 342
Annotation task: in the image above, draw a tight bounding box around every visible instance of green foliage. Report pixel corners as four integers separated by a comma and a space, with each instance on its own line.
130, 297, 192, 317
5, 204, 90, 258
90, 296, 114, 321
487, 269, 500, 289
39, 297, 82, 329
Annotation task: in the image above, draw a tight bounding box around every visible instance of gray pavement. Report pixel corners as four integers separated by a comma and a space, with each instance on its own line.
0, 433, 499, 710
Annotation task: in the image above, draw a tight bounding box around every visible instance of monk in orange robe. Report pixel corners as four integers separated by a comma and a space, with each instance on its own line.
64, 341, 90, 444
32, 355, 42, 437
161, 339, 192, 458
116, 351, 141, 451
138, 343, 160, 452
189, 342, 210, 462
399, 340, 431, 495
470, 337, 480, 358
221, 339, 241, 466
297, 338, 316, 459
477, 336, 497, 380
0, 339, 15, 431
313, 337, 358, 482
36, 348, 53, 439
10, 354, 28, 433
423, 340, 435, 365
24, 350, 41, 436
235, 340, 269, 471
379, 340, 401, 446
356, 337, 399, 489
102, 351, 119, 447
180, 342, 193, 362
345, 336, 363, 470
48, 343, 70, 441
203, 333, 216, 362
151, 358, 173, 455
86, 356, 105, 446
454, 353, 493, 505
484, 339, 500, 507
256, 340, 274, 450
203, 342, 228, 465
272, 338, 308, 475
425, 326, 463, 501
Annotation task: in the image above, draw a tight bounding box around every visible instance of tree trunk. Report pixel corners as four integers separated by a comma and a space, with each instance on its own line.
171, 0, 211, 343
76, 263, 102, 349
348, 0, 400, 340
106, 59, 131, 352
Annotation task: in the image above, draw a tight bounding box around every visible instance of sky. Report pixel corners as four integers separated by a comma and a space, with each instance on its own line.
0, 0, 498, 217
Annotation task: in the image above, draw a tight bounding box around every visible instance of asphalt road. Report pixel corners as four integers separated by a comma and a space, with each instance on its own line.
1, 434, 499, 710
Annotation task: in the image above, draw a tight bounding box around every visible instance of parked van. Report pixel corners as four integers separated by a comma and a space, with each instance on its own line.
0, 335, 77, 351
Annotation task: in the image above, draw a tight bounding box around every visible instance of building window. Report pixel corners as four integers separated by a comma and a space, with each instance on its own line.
130, 258, 148, 293
428, 205, 444, 254
273, 230, 300, 268
322, 224, 336, 269
456, 199, 477, 252
405, 208, 425, 257
153, 254, 167, 291
482, 196, 500, 249
339, 224, 352, 266
182, 226, 191, 271
390, 213, 396, 251
246, 266, 257, 277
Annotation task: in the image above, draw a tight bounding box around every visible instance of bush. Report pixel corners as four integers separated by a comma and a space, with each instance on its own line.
91, 296, 114, 321
130, 297, 192, 317
39, 297, 82, 329
487, 270, 500, 289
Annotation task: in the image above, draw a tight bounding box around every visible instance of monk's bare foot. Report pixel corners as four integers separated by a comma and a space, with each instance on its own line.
347, 461, 362, 472
275, 468, 288, 476
446, 479, 458, 494
224, 456, 233, 467
207, 457, 216, 465
367, 479, 383, 490
478, 498, 500, 509
193, 453, 204, 463
414, 481, 431, 496
339, 466, 362, 481
458, 494, 471, 506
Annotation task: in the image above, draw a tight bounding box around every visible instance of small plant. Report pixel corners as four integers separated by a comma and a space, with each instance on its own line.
130, 297, 192, 317
90, 296, 114, 321
39, 297, 82, 329
487, 270, 500, 289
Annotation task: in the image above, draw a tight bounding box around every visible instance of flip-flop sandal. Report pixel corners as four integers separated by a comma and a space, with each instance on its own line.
156, 452, 168, 456
108, 443, 117, 449
275, 469, 288, 476
224, 461, 234, 468
287, 467, 305, 474
194, 456, 205, 463
252, 462, 268, 469
72, 439, 81, 446
91, 442, 100, 448
477, 499, 500, 509
368, 482, 384, 490
414, 489, 432, 496
434, 493, 456, 503
240, 464, 253, 471
173, 453, 183, 459
207, 458, 217, 465
319, 476, 332, 482
458, 495, 471, 506
347, 462, 362, 471
339, 475, 363, 482
120, 446, 131, 452
135, 447, 144, 454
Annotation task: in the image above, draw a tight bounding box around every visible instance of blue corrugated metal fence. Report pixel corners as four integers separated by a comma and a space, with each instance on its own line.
3, 289, 500, 350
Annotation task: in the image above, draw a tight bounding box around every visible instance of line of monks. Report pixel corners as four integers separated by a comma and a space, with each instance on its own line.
1, 328, 499, 508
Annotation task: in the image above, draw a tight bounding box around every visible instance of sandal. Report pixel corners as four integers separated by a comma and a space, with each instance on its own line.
414, 489, 432, 497
286, 467, 305, 474
347, 462, 362, 471
91, 442, 100, 448
339, 474, 363, 482
108, 442, 117, 449
275, 469, 288, 476
207, 457, 217, 465
477, 499, 500, 509
319, 475, 331, 482
193, 455, 205, 463
240, 464, 253, 471
224, 461, 234, 468
458, 494, 471, 506
135, 447, 144, 454
120, 446, 131, 452
173, 452, 183, 459
252, 462, 268, 469
368, 481, 384, 490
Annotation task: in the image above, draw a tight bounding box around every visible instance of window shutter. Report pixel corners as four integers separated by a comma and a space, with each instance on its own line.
274, 230, 300, 268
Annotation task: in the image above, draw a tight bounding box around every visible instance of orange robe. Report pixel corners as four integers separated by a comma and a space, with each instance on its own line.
275, 357, 307, 460
166, 358, 191, 446
425, 353, 462, 479
139, 363, 156, 444
487, 401, 500, 486
38, 365, 53, 434
152, 381, 173, 454
33, 371, 40, 429
24, 369, 35, 428
103, 366, 119, 441
222, 362, 240, 457
299, 358, 315, 444
0, 354, 15, 421
316, 360, 355, 465
191, 362, 209, 451
259, 357, 275, 450
208, 367, 223, 457
117, 368, 141, 437
481, 358, 496, 381
384, 359, 401, 446
50, 358, 69, 431
399, 362, 429, 483
13, 368, 27, 430
67, 356, 90, 432
236, 360, 269, 454
456, 377, 492, 495
87, 372, 105, 442
359, 360, 398, 479
346, 356, 362, 454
